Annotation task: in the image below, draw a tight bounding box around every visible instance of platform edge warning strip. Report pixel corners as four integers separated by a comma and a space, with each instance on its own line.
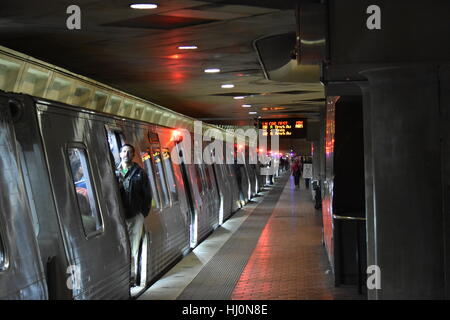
177, 174, 289, 300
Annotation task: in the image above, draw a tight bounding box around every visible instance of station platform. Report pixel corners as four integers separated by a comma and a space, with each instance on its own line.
138, 173, 364, 300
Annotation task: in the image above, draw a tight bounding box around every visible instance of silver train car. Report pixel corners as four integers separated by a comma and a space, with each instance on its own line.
0, 91, 263, 299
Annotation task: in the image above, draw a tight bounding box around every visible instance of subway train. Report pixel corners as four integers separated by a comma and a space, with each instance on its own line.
0, 91, 265, 299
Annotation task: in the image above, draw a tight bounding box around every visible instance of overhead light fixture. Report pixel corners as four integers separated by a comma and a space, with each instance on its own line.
130, 3, 158, 9
178, 45, 198, 50
249, 111, 257, 115
204, 68, 221, 73
233, 96, 245, 100
221, 84, 235, 89
242, 104, 252, 108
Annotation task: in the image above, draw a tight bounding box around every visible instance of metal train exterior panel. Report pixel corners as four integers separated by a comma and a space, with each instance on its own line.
0, 92, 263, 299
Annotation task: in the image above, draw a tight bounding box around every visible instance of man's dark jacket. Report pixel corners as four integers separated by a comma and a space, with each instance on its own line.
116, 162, 151, 219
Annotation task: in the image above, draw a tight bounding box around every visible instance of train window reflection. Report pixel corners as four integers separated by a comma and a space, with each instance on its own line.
67, 147, 104, 237
106, 127, 125, 167
204, 165, 214, 189
162, 149, 179, 203
141, 151, 160, 210
194, 165, 205, 194
151, 149, 170, 208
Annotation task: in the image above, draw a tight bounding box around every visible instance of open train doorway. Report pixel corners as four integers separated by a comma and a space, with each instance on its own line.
105, 126, 149, 296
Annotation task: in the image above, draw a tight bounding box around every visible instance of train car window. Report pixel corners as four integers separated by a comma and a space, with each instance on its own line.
105, 127, 125, 167
141, 151, 160, 210
17, 144, 40, 236
147, 132, 171, 208
162, 148, 179, 203
194, 164, 205, 194
226, 164, 234, 177
151, 149, 170, 208
67, 147, 104, 237
204, 165, 214, 189
219, 165, 229, 186
222, 164, 229, 177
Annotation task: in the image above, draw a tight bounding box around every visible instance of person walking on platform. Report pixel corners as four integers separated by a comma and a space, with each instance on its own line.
302, 156, 311, 189
267, 158, 274, 185
116, 144, 151, 285
291, 158, 301, 189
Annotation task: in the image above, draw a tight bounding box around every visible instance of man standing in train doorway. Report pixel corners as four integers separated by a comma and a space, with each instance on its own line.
116, 144, 151, 286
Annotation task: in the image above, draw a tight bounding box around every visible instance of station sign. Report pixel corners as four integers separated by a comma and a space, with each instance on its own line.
259, 119, 307, 139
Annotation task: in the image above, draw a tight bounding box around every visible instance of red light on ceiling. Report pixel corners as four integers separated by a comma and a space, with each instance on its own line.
171, 72, 184, 81
169, 54, 180, 59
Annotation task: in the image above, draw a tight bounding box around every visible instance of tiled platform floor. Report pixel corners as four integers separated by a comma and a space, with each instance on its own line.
140, 173, 364, 300
231, 176, 363, 300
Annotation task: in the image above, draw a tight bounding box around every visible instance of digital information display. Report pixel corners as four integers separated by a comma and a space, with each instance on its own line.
259, 119, 307, 139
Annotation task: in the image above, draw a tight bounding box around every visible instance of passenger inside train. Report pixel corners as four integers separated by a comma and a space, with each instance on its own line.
68, 148, 102, 235
116, 144, 151, 286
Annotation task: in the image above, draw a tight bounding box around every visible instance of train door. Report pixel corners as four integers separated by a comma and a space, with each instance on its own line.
226, 164, 242, 212
106, 126, 161, 292
235, 147, 250, 203
139, 131, 189, 281
244, 146, 256, 197
235, 163, 249, 204
38, 109, 129, 299
160, 146, 190, 256
251, 164, 259, 193
105, 125, 151, 292
211, 162, 225, 224
0, 101, 47, 299
204, 164, 220, 228
194, 163, 211, 242
105, 125, 125, 167
217, 164, 234, 223
245, 163, 256, 197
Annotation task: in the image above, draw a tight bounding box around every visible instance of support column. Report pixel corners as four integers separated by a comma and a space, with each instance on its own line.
360, 65, 445, 299
359, 83, 377, 300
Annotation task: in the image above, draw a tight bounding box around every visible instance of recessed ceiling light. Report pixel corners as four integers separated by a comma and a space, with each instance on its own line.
178, 45, 198, 50
221, 84, 235, 89
130, 3, 158, 9
242, 104, 252, 108
249, 111, 258, 115
204, 68, 221, 73
233, 96, 245, 100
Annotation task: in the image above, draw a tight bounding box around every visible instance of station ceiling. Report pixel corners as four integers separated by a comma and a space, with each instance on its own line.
0, 0, 324, 126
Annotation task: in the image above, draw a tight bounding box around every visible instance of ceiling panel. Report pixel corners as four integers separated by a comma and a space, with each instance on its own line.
0, 0, 325, 124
